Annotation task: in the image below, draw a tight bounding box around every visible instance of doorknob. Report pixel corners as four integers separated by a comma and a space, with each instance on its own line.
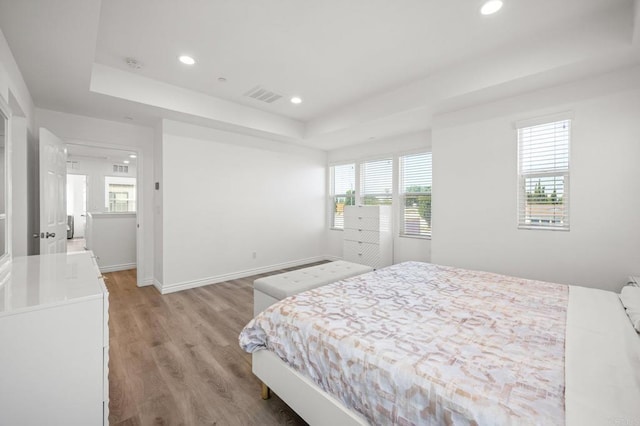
46, 232, 56, 238
33, 233, 40, 239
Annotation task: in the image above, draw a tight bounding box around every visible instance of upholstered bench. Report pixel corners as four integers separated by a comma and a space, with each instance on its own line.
253, 261, 373, 315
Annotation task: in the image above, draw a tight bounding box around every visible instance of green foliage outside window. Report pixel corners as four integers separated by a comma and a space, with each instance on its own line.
405, 185, 431, 227
526, 180, 563, 205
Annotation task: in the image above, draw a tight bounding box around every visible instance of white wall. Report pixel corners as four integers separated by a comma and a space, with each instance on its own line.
0, 27, 36, 260
0, 27, 34, 132
326, 131, 432, 264
10, 116, 27, 256
153, 121, 163, 285
86, 212, 136, 272
36, 108, 154, 285
158, 120, 327, 293
432, 66, 640, 292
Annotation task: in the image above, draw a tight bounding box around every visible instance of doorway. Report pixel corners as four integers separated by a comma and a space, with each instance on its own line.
66, 174, 87, 253
66, 143, 140, 277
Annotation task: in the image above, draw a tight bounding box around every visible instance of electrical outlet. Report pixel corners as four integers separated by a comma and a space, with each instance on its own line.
252, 252, 257, 259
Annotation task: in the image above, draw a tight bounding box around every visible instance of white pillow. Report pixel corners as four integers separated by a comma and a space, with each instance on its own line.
620, 286, 640, 332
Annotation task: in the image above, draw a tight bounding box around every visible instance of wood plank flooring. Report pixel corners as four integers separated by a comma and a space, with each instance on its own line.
106, 265, 326, 425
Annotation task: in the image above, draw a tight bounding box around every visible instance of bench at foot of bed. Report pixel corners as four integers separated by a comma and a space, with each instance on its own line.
253, 261, 373, 316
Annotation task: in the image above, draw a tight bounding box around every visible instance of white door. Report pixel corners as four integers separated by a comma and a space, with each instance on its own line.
39, 128, 67, 254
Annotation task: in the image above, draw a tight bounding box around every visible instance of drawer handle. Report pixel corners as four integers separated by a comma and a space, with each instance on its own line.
358, 228, 362, 231
358, 241, 363, 244
358, 253, 363, 256
358, 216, 363, 219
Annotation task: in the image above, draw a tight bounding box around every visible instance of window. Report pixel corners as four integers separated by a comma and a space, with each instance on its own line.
400, 152, 432, 237
105, 176, 136, 212
360, 158, 392, 205
517, 119, 570, 229
330, 163, 355, 229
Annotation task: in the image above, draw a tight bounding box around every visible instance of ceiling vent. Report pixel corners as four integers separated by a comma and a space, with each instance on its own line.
243, 86, 283, 104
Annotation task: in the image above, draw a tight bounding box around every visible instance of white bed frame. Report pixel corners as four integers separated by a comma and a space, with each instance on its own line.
252, 350, 367, 425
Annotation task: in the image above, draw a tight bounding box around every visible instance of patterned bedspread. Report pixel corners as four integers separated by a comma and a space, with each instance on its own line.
239, 262, 569, 425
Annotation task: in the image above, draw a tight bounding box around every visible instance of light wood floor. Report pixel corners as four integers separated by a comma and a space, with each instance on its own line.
66, 237, 86, 253
105, 266, 324, 425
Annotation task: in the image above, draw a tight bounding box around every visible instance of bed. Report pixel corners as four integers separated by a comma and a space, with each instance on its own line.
239, 262, 640, 425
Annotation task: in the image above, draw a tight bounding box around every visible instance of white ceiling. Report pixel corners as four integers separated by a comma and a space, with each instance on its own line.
0, 0, 639, 150
66, 143, 137, 164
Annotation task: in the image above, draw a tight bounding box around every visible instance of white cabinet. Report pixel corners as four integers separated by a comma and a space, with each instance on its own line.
0, 251, 109, 425
343, 205, 392, 268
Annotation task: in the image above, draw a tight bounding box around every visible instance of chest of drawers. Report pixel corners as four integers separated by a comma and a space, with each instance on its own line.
0, 252, 109, 425
343, 205, 392, 269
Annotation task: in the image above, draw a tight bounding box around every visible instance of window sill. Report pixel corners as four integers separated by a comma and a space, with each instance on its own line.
399, 234, 431, 240
517, 225, 569, 232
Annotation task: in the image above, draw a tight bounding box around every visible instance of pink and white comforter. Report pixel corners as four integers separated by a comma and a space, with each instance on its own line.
239, 262, 569, 425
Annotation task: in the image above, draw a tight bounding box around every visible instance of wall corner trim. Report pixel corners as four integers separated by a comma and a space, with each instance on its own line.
140, 277, 155, 287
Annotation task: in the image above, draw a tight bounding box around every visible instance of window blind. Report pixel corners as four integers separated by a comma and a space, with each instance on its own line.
400, 152, 432, 237
331, 163, 355, 229
517, 119, 570, 229
360, 158, 392, 205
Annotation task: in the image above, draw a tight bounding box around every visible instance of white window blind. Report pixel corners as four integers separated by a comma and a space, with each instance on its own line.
330, 163, 355, 229
400, 152, 432, 237
517, 119, 570, 229
360, 158, 392, 205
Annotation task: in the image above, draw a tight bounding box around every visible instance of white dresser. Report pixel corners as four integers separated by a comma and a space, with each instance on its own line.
343, 205, 392, 268
0, 251, 109, 425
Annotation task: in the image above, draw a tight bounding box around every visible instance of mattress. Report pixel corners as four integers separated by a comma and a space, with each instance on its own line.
240, 262, 640, 425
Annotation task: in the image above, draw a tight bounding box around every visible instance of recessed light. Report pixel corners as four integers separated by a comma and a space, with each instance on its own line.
123, 160, 130, 164
179, 55, 196, 65
129, 154, 137, 159
481, 0, 503, 15
290, 96, 302, 104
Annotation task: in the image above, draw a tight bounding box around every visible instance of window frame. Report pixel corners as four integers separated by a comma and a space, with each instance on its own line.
329, 163, 355, 230
105, 176, 137, 213
516, 115, 571, 231
399, 152, 432, 239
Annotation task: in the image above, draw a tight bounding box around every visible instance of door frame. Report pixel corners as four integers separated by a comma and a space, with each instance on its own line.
65, 140, 145, 287
0, 96, 12, 269
66, 173, 88, 240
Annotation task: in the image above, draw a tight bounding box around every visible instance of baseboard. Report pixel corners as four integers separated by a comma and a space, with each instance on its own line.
159, 255, 335, 295
153, 278, 163, 293
99, 262, 136, 273
323, 255, 342, 262
139, 277, 155, 287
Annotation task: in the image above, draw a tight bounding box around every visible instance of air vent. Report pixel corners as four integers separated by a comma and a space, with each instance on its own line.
243, 86, 283, 104
113, 164, 129, 173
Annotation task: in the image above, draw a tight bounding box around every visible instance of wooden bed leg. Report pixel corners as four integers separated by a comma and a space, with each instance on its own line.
261, 382, 271, 400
